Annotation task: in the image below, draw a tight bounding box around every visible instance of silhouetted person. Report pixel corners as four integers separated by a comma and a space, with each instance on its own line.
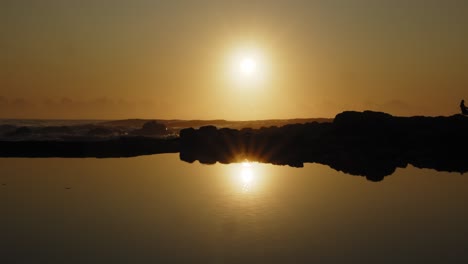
461, 100, 468, 115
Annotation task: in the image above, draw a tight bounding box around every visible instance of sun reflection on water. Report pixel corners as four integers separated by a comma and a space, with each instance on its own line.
238, 161, 257, 192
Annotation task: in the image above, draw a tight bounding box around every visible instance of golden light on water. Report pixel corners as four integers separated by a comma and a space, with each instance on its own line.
241, 162, 254, 184
231, 161, 259, 192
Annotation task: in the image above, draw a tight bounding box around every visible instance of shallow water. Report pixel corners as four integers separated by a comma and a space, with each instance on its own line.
1, 154, 468, 263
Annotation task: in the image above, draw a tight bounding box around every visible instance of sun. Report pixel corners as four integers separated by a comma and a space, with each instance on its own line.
240, 57, 257, 75
225, 45, 269, 86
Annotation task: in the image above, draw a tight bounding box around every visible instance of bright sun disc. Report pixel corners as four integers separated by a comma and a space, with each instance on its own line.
226, 46, 268, 86
240, 57, 256, 75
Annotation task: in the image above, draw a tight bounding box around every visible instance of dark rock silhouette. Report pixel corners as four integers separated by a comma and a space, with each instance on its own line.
0, 137, 179, 158
39, 126, 73, 135
1, 111, 467, 181
133, 121, 168, 136
0, 124, 16, 136
179, 111, 468, 181
87, 127, 115, 136
6, 126, 33, 137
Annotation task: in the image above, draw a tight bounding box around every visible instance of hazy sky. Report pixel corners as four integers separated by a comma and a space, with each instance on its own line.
1, 0, 467, 119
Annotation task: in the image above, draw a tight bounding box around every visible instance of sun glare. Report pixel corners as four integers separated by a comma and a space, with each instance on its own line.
226, 45, 269, 86
240, 57, 256, 75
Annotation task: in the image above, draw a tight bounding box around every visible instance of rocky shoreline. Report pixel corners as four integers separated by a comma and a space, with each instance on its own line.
1, 111, 467, 181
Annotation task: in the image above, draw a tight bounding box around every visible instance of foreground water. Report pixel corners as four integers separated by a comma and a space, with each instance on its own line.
1, 154, 468, 263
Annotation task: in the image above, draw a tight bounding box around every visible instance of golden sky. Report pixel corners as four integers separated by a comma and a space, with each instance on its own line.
1, 0, 467, 119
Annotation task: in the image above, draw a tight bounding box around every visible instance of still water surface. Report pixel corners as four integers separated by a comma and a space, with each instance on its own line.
1, 154, 468, 263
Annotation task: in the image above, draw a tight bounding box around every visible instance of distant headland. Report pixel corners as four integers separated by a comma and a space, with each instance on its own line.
1, 111, 467, 181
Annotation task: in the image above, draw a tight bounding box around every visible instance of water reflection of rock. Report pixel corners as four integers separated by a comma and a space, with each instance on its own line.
180, 111, 468, 181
